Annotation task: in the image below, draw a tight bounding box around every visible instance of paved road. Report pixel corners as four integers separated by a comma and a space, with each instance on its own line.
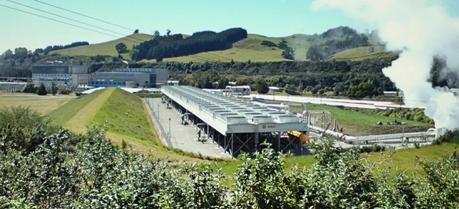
145, 98, 230, 159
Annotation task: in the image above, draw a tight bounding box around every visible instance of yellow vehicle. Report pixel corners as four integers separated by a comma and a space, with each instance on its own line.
288, 131, 310, 143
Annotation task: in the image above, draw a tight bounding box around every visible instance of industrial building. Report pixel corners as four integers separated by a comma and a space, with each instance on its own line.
89, 68, 168, 88
32, 64, 168, 89
160, 86, 308, 156
32, 64, 92, 89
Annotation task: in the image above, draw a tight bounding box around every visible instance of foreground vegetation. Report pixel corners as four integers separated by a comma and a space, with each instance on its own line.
1, 107, 458, 208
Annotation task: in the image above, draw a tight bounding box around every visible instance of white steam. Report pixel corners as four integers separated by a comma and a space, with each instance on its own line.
313, 0, 459, 130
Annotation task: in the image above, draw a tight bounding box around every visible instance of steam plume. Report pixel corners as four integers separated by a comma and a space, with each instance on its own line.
313, 0, 459, 130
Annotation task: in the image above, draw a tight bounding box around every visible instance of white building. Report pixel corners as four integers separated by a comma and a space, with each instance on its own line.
225, 85, 251, 95
0, 82, 27, 92
32, 64, 92, 90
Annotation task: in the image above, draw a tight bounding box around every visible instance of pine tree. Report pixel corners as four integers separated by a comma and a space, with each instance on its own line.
37, 83, 47, 96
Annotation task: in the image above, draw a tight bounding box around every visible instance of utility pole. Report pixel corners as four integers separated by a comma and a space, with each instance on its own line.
168, 117, 171, 141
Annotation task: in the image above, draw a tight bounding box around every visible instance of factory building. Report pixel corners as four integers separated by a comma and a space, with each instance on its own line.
32, 64, 168, 89
89, 68, 168, 88
32, 64, 92, 89
159, 86, 308, 156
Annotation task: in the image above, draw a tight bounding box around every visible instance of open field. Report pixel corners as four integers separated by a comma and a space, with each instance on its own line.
0, 92, 75, 115
290, 103, 432, 136
367, 139, 459, 175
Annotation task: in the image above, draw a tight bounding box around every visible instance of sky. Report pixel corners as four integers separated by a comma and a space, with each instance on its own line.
1, 0, 459, 53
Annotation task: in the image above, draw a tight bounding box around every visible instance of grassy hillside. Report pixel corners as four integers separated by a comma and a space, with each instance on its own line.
50, 31, 391, 62
51, 33, 153, 57
49, 89, 110, 132
331, 45, 394, 61
163, 34, 287, 62
50, 33, 313, 62
93, 88, 155, 141
48, 88, 199, 161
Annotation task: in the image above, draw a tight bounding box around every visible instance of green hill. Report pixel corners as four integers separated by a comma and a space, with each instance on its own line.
162, 34, 313, 62
331, 45, 395, 61
50, 29, 391, 62
51, 33, 153, 57
48, 88, 199, 161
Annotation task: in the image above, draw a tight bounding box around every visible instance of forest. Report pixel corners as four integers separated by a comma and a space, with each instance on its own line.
0, 107, 458, 208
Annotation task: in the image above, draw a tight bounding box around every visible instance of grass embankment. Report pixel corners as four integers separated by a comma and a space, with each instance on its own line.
49, 88, 199, 161
0, 92, 74, 115
290, 103, 432, 136
49, 89, 110, 132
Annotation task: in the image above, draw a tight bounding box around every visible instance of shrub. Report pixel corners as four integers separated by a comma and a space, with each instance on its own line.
22, 83, 36, 93
256, 78, 269, 94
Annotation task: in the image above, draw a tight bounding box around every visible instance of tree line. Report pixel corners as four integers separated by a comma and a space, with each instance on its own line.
39, 41, 89, 55
0, 107, 458, 208
131, 28, 247, 61
141, 58, 398, 98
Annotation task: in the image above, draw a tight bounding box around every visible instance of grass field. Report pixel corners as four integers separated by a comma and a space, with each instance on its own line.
367, 140, 459, 175
290, 103, 432, 136
215, 139, 459, 187
0, 92, 74, 115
